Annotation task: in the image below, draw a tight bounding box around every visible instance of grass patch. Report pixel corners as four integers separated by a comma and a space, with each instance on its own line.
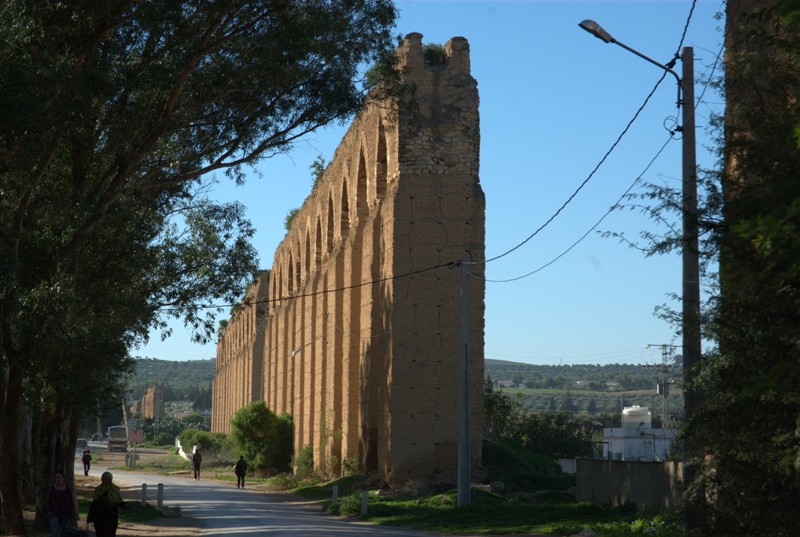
283, 434, 681, 536
316, 487, 680, 536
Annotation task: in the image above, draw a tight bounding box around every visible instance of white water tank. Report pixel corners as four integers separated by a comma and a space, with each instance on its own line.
622, 406, 652, 428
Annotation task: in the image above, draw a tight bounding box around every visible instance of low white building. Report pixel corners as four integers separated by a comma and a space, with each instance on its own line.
602, 406, 679, 461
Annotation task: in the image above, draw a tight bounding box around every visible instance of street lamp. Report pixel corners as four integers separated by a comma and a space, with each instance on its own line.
579, 19, 701, 530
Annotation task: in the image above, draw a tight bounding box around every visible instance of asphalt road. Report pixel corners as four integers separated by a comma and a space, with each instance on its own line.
96, 465, 433, 537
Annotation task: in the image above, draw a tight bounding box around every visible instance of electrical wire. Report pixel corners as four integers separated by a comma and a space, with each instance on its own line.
157, 0, 709, 315
473, 136, 673, 283
473, 0, 698, 267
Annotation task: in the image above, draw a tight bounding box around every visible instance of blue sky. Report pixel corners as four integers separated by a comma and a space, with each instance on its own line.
139, 0, 725, 366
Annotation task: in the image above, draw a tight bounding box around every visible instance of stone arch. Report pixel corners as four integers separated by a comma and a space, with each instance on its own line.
357, 148, 368, 218
327, 194, 335, 254
287, 255, 295, 295
315, 217, 322, 268
340, 178, 350, 239
376, 121, 388, 200
304, 228, 311, 277
294, 242, 302, 290
272, 266, 281, 310
214, 34, 484, 488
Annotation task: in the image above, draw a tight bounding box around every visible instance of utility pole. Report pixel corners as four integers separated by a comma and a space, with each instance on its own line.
646, 344, 677, 426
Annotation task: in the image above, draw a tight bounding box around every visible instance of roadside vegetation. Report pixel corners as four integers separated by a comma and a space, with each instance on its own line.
111, 387, 680, 537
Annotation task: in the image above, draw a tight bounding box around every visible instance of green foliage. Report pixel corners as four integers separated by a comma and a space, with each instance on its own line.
680, 3, 800, 534
0, 0, 400, 530
484, 386, 594, 459
293, 445, 314, 478
128, 358, 215, 402
486, 360, 659, 391
178, 428, 226, 459
341, 457, 359, 477
323, 486, 670, 536
482, 433, 574, 493
229, 401, 294, 473
309, 156, 327, 190
422, 43, 446, 66
597, 3, 800, 533
332, 491, 365, 517
284, 208, 300, 233
153, 432, 174, 447
485, 359, 683, 422
291, 443, 675, 536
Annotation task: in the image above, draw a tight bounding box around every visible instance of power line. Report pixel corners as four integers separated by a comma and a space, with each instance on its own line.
158, 1, 714, 315
477, 136, 674, 283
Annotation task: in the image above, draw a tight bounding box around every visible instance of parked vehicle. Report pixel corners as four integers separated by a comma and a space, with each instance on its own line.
91, 432, 103, 442
107, 425, 128, 452
76, 438, 87, 450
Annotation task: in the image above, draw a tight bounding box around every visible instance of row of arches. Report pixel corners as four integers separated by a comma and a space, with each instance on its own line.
269, 115, 392, 313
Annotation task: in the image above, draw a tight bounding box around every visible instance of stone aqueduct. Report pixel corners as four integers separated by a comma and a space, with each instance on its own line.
211, 34, 485, 485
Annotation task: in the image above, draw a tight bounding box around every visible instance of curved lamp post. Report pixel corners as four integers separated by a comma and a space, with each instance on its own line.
579, 19, 701, 533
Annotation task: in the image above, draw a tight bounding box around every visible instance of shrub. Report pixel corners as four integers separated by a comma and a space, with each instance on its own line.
179, 428, 226, 460
230, 401, 293, 473
294, 445, 314, 478
154, 432, 174, 447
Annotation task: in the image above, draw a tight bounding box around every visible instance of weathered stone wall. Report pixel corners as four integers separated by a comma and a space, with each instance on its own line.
212, 34, 485, 485
211, 269, 270, 433
140, 382, 165, 419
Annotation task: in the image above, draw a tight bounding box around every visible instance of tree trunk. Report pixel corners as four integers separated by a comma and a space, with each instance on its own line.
0, 361, 28, 536
33, 406, 58, 533
21, 406, 35, 505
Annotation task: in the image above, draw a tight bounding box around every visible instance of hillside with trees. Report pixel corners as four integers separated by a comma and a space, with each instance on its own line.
130, 357, 216, 406
130, 357, 684, 426
485, 359, 683, 426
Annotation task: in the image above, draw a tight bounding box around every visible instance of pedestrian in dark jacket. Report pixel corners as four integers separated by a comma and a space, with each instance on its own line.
81, 448, 92, 476
234, 455, 248, 488
192, 448, 203, 480
48, 471, 78, 537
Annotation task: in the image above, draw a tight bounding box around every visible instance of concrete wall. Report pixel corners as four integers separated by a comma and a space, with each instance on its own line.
576, 459, 684, 513
211, 34, 485, 486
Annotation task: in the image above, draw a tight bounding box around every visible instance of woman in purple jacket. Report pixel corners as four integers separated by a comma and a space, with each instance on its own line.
48, 470, 78, 537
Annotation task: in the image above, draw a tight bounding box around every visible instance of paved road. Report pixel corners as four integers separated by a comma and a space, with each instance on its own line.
100, 466, 432, 537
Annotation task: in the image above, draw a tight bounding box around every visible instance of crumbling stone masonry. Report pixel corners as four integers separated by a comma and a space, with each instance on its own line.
212, 33, 485, 485
138, 382, 165, 419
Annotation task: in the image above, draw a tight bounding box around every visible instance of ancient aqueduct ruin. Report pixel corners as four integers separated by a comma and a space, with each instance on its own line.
211, 34, 485, 485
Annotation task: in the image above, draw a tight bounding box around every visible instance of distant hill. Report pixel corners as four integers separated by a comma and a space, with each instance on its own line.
125, 356, 682, 424
129, 357, 215, 402
485, 359, 683, 426
485, 359, 675, 390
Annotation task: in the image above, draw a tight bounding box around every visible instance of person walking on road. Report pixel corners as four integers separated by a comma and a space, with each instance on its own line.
193, 448, 203, 480
87, 471, 129, 537
234, 455, 248, 488
48, 470, 78, 537
82, 447, 92, 476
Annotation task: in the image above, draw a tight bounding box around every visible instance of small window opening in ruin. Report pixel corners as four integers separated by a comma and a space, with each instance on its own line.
423, 43, 446, 66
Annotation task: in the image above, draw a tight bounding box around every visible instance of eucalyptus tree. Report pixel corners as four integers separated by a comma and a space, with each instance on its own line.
0, 1, 399, 533
603, 1, 800, 533
688, 1, 800, 533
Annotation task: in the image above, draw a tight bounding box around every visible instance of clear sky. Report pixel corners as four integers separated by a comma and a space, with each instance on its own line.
138, 0, 725, 366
